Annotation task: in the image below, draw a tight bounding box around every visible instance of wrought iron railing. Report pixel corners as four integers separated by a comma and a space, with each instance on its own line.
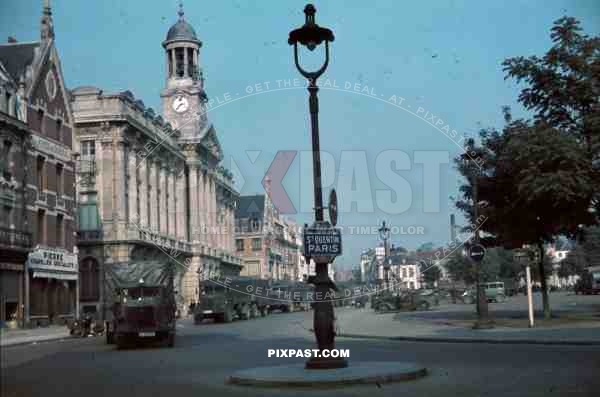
0, 227, 32, 248
76, 229, 103, 241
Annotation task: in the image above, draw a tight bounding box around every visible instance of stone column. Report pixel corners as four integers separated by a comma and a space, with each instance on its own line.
96, 140, 109, 222
183, 44, 189, 78
182, 256, 201, 315
127, 145, 138, 227
189, 166, 199, 243
198, 171, 207, 246
176, 168, 186, 240
208, 175, 216, 249
138, 153, 148, 229
171, 49, 176, 77
159, 165, 167, 235
114, 142, 127, 239
149, 160, 158, 233
168, 168, 176, 238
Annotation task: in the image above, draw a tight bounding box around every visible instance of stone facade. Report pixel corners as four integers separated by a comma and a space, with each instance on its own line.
71, 6, 241, 317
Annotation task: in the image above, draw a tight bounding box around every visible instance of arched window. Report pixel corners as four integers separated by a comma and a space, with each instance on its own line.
79, 258, 99, 301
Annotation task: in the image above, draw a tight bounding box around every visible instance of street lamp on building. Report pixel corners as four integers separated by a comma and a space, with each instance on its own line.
289, 4, 346, 370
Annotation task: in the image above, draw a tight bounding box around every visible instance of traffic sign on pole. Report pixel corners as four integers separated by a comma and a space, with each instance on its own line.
468, 244, 485, 262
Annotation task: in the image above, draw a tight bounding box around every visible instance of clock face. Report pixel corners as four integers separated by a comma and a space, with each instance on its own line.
172, 95, 189, 113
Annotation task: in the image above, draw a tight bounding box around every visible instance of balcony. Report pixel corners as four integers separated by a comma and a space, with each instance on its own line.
77, 229, 103, 242
37, 190, 47, 204
0, 227, 32, 249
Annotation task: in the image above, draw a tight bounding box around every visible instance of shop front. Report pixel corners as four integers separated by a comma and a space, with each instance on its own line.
26, 247, 78, 326
0, 262, 25, 329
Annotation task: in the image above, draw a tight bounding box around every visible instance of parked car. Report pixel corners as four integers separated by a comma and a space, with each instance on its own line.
462, 282, 507, 303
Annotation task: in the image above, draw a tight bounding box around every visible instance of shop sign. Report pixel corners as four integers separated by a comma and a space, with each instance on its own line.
27, 246, 78, 273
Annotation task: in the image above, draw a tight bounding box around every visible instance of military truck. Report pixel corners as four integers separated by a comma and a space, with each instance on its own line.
104, 261, 177, 349
372, 289, 435, 312
194, 276, 270, 323
266, 282, 313, 313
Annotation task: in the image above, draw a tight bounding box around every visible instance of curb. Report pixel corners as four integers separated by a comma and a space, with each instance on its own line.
227, 362, 428, 388
338, 333, 600, 346
0, 334, 72, 348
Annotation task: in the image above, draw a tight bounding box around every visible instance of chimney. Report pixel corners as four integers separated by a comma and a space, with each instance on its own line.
450, 213, 456, 242
7, 36, 17, 43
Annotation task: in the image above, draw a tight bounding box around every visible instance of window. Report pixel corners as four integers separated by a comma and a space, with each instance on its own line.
78, 203, 100, 230
56, 163, 63, 197
56, 214, 64, 247
1, 140, 11, 180
37, 109, 44, 134
402, 268, 407, 278
236, 239, 244, 252
37, 209, 45, 245
36, 156, 46, 191
79, 258, 99, 301
56, 119, 62, 142
409, 267, 415, 278
252, 238, 261, 251
81, 140, 95, 157
1, 206, 10, 227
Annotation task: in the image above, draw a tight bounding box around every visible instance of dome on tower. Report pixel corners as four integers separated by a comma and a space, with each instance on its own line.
166, 19, 197, 42
163, 3, 201, 46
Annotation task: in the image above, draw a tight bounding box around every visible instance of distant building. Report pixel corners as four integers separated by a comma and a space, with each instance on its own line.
234, 187, 300, 281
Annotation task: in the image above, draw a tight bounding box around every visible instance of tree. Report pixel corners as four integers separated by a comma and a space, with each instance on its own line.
502, 16, 600, 216
417, 242, 435, 253
582, 225, 600, 267
445, 251, 476, 285
560, 245, 587, 278
420, 262, 441, 286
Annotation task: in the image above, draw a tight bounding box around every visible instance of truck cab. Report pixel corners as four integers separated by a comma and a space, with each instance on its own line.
107, 280, 176, 349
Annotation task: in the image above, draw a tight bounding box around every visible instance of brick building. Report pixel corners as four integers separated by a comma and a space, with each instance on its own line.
0, 1, 78, 328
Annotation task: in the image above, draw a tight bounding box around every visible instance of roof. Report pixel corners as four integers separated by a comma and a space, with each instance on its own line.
0, 42, 40, 81
236, 194, 265, 219
166, 19, 199, 42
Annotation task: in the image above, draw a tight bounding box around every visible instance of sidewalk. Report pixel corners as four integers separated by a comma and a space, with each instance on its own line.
0, 325, 71, 347
336, 308, 600, 345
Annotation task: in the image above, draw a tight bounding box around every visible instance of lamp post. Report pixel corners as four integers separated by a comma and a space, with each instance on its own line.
378, 221, 391, 292
462, 139, 491, 328
290, 4, 347, 369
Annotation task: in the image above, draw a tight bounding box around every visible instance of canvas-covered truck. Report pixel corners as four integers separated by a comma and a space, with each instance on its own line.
194, 276, 271, 323
267, 282, 313, 313
103, 261, 177, 349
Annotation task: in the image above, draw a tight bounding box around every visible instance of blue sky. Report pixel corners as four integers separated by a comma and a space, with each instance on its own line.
2, 0, 599, 269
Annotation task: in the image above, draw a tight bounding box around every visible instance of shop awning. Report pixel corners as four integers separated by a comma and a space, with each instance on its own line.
33, 271, 77, 281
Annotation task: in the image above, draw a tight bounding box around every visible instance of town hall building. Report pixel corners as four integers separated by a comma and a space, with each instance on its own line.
70, 4, 241, 316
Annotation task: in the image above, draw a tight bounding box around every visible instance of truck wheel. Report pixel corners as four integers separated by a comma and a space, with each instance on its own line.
223, 309, 233, 323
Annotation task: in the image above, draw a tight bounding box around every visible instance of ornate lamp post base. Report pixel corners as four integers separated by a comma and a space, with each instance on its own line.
305, 261, 348, 370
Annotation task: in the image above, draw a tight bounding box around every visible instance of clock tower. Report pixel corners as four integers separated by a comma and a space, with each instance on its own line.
160, 3, 208, 144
